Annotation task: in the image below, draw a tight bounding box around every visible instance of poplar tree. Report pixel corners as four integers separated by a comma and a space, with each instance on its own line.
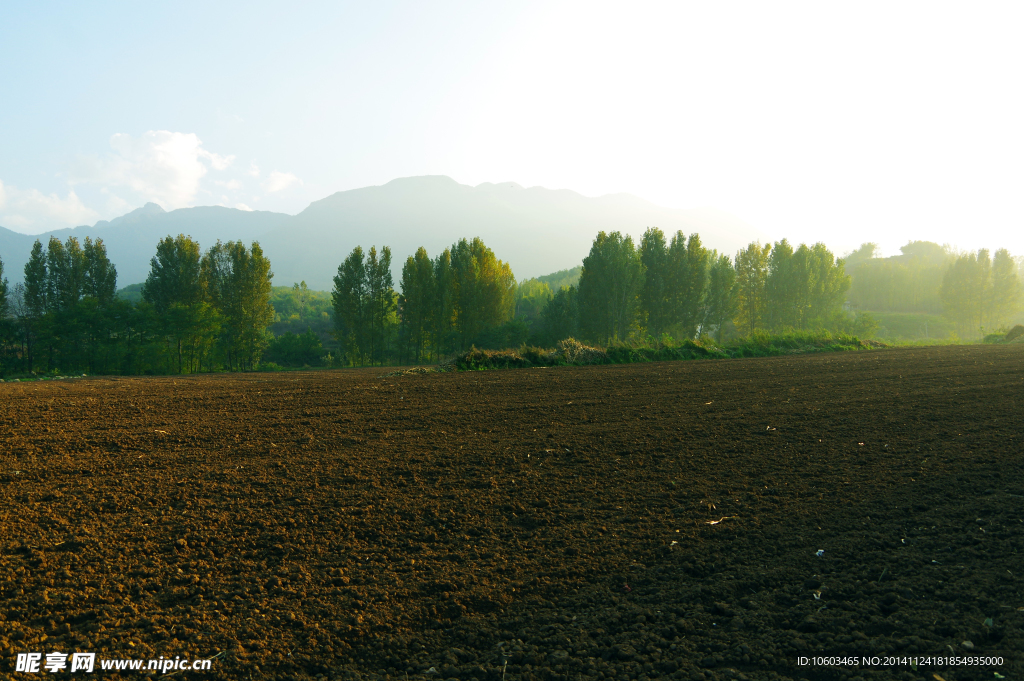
990, 248, 1022, 327
332, 246, 369, 364
143, 235, 211, 373
734, 242, 771, 335
399, 247, 435, 362
640, 228, 671, 337
431, 248, 456, 356
46, 236, 87, 312
702, 253, 737, 342
365, 246, 395, 366
541, 284, 579, 344
83, 237, 118, 303
143, 235, 205, 311
24, 240, 48, 317
940, 250, 990, 337
450, 237, 515, 348
801, 243, 850, 325
0, 256, 7, 321
668, 231, 711, 340
578, 231, 645, 343
766, 239, 799, 329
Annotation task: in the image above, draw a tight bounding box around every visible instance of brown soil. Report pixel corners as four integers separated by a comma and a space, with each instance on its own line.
1, 345, 1022, 681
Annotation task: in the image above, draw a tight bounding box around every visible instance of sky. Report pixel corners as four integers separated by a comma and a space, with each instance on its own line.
1, 0, 1022, 259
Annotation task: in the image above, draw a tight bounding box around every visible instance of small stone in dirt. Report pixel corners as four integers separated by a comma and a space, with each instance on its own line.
175, 539, 187, 548
960, 640, 974, 650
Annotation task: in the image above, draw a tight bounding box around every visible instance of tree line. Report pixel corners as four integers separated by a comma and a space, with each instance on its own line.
845, 241, 1023, 338
329, 229, 857, 364
3, 229, 1020, 375
0, 235, 273, 376
331, 238, 516, 365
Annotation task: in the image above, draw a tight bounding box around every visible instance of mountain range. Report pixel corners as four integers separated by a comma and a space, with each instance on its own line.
0, 175, 766, 292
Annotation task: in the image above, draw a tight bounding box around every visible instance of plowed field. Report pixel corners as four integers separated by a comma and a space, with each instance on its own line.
1, 345, 1022, 681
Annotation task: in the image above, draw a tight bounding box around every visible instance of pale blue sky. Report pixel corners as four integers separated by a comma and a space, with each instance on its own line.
2, 1, 1023, 259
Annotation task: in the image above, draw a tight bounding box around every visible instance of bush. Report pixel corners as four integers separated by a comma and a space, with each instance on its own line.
264, 329, 325, 367
727, 330, 862, 357
441, 331, 871, 372
258, 361, 284, 372
556, 338, 607, 364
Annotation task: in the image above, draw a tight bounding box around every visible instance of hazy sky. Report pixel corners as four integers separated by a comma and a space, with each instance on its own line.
1, 1, 1022, 259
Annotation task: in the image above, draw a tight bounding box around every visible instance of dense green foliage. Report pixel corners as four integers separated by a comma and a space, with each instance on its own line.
0, 256, 8, 322
939, 248, 1021, 338
578, 231, 645, 343
0, 235, 274, 377
536, 266, 581, 291
845, 241, 1023, 339
263, 329, 326, 367
335, 237, 516, 366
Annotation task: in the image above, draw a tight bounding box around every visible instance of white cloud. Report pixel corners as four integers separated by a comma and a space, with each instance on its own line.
235, 203, 254, 211
215, 179, 243, 190
0, 179, 100, 233
71, 131, 235, 210
248, 162, 261, 177
262, 170, 301, 193
199, 148, 235, 171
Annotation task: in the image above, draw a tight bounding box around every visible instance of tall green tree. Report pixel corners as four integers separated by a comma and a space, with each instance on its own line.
847, 241, 950, 314
702, 253, 737, 342
0, 256, 7, 322
332, 246, 369, 364
578, 231, 645, 343
399, 247, 435, 362
24, 240, 48, 317
541, 284, 580, 344
143, 235, 213, 373
46, 236, 86, 312
766, 239, 799, 329
990, 248, 1022, 327
734, 241, 771, 335
515, 278, 553, 330
940, 248, 1021, 337
365, 246, 396, 366
83, 237, 118, 303
143, 235, 205, 312
668, 231, 711, 339
431, 248, 456, 356
204, 241, 275, 370
800, 242, 850, 325
639, 228, 671, 337
450, 237, 516, 348
940, 249, 991, 337
765, 241, 849, 329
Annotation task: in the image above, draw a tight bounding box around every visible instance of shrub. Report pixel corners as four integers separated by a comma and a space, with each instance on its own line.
556, 338, 607, 364
265, 329, 325, 367
258, 361, 284, 372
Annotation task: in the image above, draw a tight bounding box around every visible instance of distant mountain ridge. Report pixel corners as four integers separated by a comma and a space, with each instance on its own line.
0, 175, 765, 292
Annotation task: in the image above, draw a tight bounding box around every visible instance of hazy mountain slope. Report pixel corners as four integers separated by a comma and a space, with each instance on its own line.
0, 204, 291, 287
1, 176, 764, 291
259, 176, 765, 290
